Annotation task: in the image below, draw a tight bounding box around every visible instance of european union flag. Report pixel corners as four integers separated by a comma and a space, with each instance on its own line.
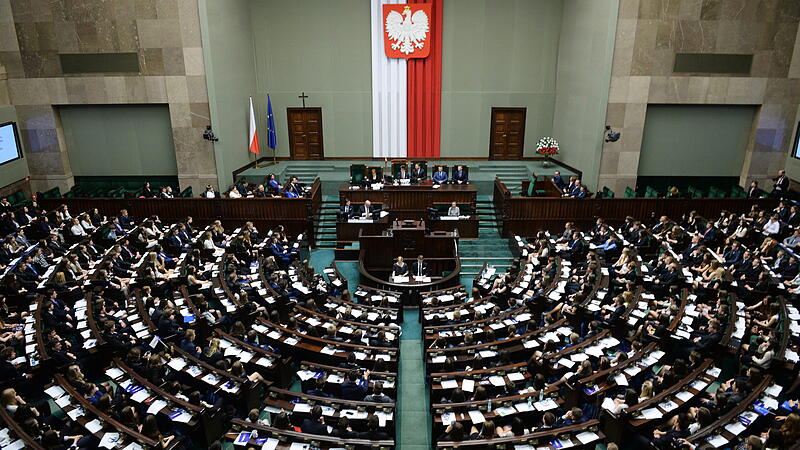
267, 94, 277, 151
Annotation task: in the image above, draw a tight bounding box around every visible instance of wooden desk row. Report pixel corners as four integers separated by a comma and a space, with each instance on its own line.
493, 178, 778, 236
39, 178, 322, 246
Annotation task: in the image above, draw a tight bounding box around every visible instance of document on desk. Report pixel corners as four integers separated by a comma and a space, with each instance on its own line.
260, 438, 279, 450
675, 390, 694, 403
576, 431, 600, 444
724, 421, 747, 436
534, 398, 558, 411
84, 418, 103, 434
462, 378, 475, 392
707, 434, 728, 448
99, 432, 120, 449
468, 410, 485, 424
440, 379, 458, 389
147, 399, 168, 415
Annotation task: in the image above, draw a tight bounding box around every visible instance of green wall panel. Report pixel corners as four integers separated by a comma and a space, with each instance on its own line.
552, 0, 618, 188
200, 0, 258, 186
638, 105, 757, 177
201, 0, 618, 178
249, 0, 372, 158
59, 105, 177, 177
440, 0, 562, 158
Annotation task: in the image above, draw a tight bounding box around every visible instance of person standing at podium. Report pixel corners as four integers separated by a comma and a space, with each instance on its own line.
432, 166, 448, 184
412, 255, 429, 277
447, 202, 460, 217
359, 200, 375, 219
392, 256, 409, 277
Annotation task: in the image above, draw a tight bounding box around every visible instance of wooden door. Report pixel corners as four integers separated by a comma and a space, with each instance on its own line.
489, 107, 526, 160
287, 107, 324, 160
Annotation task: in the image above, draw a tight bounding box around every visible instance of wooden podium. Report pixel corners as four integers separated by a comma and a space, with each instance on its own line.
358, 220, 461, 306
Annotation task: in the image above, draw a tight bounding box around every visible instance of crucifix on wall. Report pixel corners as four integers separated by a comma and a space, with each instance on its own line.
298, 92, 309, 107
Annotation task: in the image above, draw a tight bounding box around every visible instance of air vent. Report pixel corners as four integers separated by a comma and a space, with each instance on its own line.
59, 53, 140, 74
673, 53, 753, 75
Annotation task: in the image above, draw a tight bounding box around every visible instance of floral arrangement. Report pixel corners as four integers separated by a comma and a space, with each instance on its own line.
536, 137, 559, 156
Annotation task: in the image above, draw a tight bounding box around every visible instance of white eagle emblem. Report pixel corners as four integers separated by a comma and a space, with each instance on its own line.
385, 6, 430, 55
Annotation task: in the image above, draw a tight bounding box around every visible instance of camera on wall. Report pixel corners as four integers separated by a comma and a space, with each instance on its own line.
605, 126, 620, 143
203, 125, 219, 142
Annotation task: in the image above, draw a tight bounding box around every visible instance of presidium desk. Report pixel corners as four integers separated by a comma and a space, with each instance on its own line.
357, 220, 461, 306
337, 181, 478, 242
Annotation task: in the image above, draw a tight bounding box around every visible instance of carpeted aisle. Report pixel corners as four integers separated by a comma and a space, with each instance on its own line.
305, 248, 433, 447
396, 308, 431, 448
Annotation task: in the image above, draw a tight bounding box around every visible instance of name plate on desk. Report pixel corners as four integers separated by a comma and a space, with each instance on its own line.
392, 276, 410, 283
413, 276, 431, 283
370, 183, 384, 190
348, 218, 374, 223
440, 215, 471, 221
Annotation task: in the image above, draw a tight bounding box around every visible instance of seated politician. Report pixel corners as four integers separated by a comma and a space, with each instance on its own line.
412, 255, 429, 277
411, 163, 426, 182
452, 165, 468, 184
392, 256, 409, 277
339, 199, 355, 221
432, 166, 448, 184
359, 200, 376, 219
364, 168, 382, 186
447, 202, 460, 217
396, 165, 411, 181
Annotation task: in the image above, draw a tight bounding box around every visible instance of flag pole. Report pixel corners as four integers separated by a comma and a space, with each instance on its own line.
257, 92, 278, 168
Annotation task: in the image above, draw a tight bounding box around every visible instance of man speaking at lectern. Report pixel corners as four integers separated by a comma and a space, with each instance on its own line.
412, 255, 429, 277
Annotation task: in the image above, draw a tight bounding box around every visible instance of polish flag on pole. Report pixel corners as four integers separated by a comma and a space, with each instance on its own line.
248, 96, 260, 154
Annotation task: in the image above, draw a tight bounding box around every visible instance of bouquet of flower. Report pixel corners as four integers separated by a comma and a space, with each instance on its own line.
536, 137, 559, 156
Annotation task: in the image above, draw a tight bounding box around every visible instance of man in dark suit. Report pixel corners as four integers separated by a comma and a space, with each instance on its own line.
396, 166, 411, 181
300, 406, 329, 435
723, 241, 743, 266
452, 165, 468, 184
552, 170, 566, 191
286, 176, 303, 197
306, 377, 333, 398
773, 169, 789, 197
358, 200, 375, 219
692, 321, 721, 352
358, 415, 390, 440
747, 180, 764, 198
168, 228, 190, 251
118, 209, 135, 229
412, 255, 429, 277
340, 369, 369, 400
786, 206, 800, 227
339, 199, 355, 221
411, 163, 426, 182
16, 262, 39, 289
700, 222, 718, 245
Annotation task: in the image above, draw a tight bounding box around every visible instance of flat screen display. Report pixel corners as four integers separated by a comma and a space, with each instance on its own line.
0, 122, 23, 166
793, 121, 800, 160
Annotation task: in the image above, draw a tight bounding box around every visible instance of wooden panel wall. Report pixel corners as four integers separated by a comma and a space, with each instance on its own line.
493, 178, 778, 236
40, 179, 322, 243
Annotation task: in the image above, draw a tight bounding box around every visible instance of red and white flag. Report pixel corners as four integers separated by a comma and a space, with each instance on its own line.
248, 96, 260, 154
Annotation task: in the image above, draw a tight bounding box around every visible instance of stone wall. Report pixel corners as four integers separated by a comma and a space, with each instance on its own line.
0, 0, 216, 194
599, 0, 800, 194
